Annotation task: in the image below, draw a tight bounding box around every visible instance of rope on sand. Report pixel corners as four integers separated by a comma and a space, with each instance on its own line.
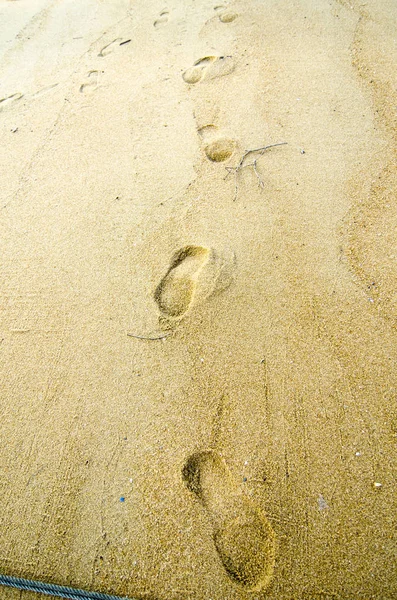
0, 574, 135, 600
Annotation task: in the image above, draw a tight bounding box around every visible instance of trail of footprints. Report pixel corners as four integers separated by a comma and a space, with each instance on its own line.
150, 3, 276, 591
1, 34, 129, 107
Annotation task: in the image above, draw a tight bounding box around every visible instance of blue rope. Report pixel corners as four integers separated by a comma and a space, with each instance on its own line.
0, 574, 136, 600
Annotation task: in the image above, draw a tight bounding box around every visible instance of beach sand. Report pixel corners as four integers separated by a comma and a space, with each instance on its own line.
0, 0, 396, 598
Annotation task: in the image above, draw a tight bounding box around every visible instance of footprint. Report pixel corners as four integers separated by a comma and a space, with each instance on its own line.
154, 246, 210, 318
214, 5, 238, 22
219, 11, 238, 22
98, 38, 122, 57
182, 451, 276, 591
182, 56, 235, 84
198, 124, 219, 139
198, 125, 236, 162
79, 70, 100, 94
0, 93, 23, 112
154, 246, 235, 323
205, 138, 236, 162
154, 10, 169, 28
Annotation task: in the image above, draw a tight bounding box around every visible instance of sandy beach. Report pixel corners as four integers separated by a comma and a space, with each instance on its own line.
0, 0, 396, 598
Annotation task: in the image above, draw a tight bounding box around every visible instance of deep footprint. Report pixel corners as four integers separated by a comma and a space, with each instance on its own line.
154, 246, 210, 318
183, 451, 276, 590
205, 138, 236, 162
182, 56, 235, 84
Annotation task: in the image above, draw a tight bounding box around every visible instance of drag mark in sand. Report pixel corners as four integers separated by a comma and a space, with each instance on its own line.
182, 56, 235, 84
31, 83, 59, 99
183, 451, 276, 590
0, 93, 23, 111
154, 246, 210, 318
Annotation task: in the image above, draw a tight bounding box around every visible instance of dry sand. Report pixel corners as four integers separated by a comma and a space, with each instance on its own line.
0, 0, 397, 598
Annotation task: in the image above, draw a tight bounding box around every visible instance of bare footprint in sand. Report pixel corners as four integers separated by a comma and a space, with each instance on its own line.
154, 10, 169, 28
182, 56, 235, 84
214, 5, 238, 22
154, 245, 235, 324
198, 125, 236, 162
154, 246, 209, 318
98, 38, 123, 57
183, 451, 276, 591
79, 70, 100, 93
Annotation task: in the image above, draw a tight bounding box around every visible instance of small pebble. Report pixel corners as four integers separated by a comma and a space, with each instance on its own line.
355, 451, 361, 456
373, 482, 382, 489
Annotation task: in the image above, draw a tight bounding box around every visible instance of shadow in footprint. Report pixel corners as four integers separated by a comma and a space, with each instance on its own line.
205, 138, 236, 162
183, 451, 276, 591
182, 56, 235, 84
154, 246, 210, 318
198, 125, 236, 162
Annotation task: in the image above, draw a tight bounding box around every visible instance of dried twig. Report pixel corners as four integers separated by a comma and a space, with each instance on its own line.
225, 142, 287, 201
127, 332, 172, 340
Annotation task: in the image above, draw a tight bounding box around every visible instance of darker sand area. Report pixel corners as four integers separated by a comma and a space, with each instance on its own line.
0, 0, 396, 598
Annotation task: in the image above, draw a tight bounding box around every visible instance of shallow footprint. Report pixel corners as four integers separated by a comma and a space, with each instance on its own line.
79, 70, 100, 93
98, 38, 122, 57
219, 11, 238, 22
154, 246, 210, 318
214, 4, 238, 22
154, 10, 169, 28
182, 56, 235, 84
183, 451, 276, 591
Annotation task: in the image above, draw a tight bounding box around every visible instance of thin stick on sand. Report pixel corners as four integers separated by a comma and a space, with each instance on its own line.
127, 332, 172, 340
225, 142, 287, 201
